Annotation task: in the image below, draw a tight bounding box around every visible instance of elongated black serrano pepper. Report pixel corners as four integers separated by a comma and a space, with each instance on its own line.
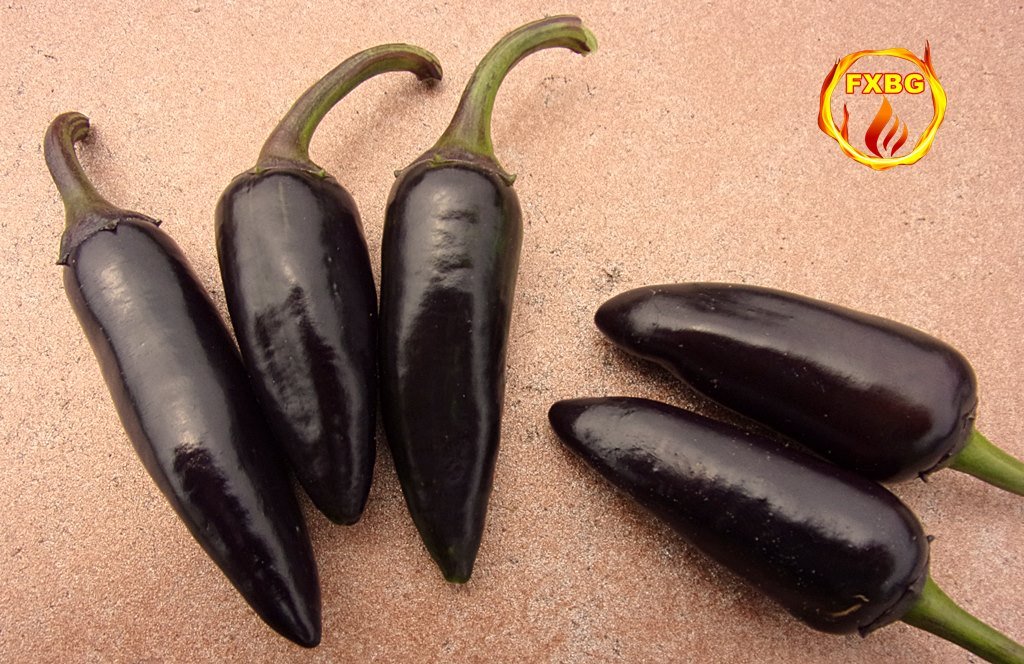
595, 283, 1024, 494
216, 45, 442, 524
379, 16, 596, 582
47, 112, 320, 647
550, 396, 1024, 663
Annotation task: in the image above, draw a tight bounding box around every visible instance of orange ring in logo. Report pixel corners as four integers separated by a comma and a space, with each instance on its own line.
818, 44, 946, 171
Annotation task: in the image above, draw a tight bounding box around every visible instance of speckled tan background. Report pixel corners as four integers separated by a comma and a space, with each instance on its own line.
3, 1, 1023, 662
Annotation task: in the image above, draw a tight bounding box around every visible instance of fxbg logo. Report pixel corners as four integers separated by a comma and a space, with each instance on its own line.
818, 45, 946, 170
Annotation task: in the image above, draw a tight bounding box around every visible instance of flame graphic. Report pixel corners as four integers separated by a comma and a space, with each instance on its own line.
864, 97, 910, 158
818, 43, 946, 170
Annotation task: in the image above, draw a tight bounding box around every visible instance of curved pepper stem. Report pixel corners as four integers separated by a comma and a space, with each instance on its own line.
257, 44, 443, 172
44, 112, 120, 228
902, 575, 1024, 663
948, 428, 1024, 496
428, 15, 597, 184
45, 112, 147, 265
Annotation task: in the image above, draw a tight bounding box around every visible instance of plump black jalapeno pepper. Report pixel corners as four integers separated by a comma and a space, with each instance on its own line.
215, 46, 442, 524
550, 396, 1024, 663
595, 283, 1024, 495
379, 16, 596, 582
47, 113, 320, 647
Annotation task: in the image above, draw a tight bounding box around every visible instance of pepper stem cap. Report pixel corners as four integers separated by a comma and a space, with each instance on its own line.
425, 15, 596, 184
45, 112, 156, 264
44, 112, 120, 228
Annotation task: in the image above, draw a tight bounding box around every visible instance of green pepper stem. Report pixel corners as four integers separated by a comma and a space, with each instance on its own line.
429, 15, 596, 183
257, 44, 442, 171
44, 112, 119, 228
948, 428, 1024, 496
902, 575, 1024, 663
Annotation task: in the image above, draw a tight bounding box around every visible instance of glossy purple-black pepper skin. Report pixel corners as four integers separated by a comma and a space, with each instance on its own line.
62, 217, 321, 647
216, 169, 377, 524
549, 396, 929, 635
595, 283, 978, 482
379, 162, 523, 582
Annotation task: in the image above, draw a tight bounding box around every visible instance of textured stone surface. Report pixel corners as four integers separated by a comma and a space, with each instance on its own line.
2, 2, 1022, 661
